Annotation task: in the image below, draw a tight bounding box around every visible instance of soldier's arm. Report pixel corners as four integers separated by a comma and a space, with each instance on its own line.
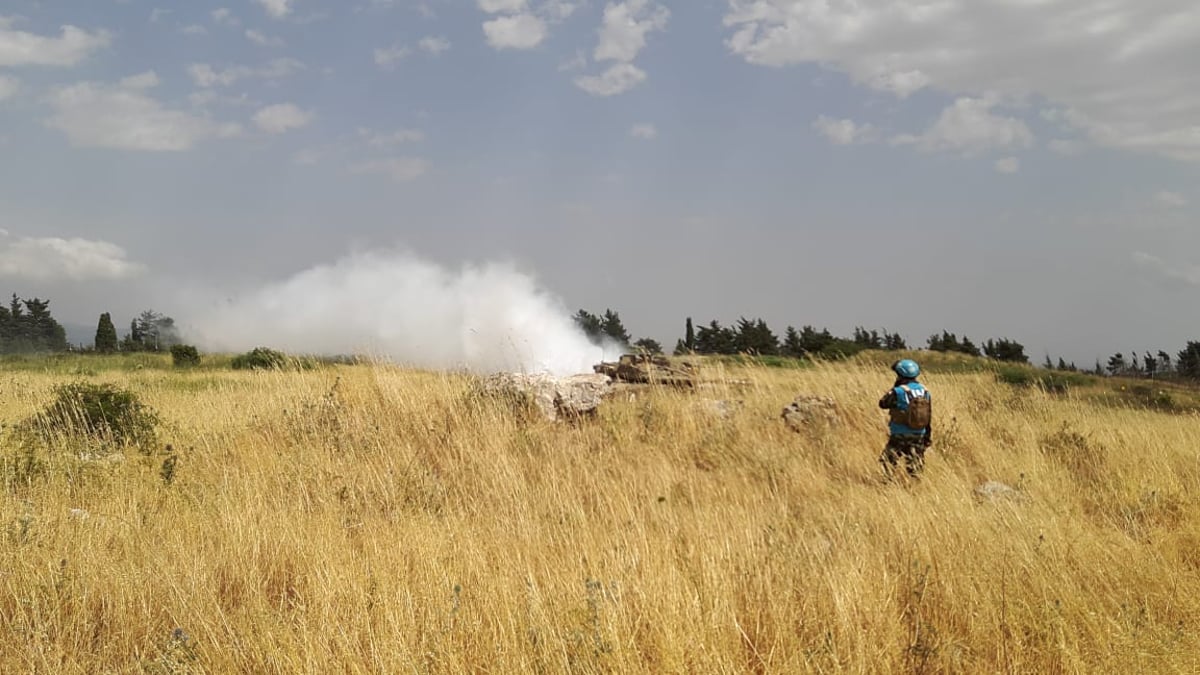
878, 390, 896, 409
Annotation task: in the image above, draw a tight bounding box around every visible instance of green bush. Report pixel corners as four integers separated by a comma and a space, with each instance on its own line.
171, 344, 201, 368
231, 347, 313, 371
816, 339, 867, 361
25, 381, 160, 450
997, 366, 1094, 393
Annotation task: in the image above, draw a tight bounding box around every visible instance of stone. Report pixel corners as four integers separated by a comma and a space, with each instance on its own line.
696, 399, 743, 420
480, 372, 612, 422
974, 481, 1024, 503
781, 394, 841, 431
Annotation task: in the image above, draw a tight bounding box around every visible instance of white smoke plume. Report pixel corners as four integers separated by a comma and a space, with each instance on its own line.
186, 250, 618, 375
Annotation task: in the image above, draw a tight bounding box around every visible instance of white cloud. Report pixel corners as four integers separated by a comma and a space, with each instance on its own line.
574, 62, 646, 96
365, 128, 425, 146
723, 1, 1200, 162
349, 157, 429, 182
149, 9, 171, 24
374, 44, 411, 69
994, 157, 1020, 174
541, 0, 579, 21
292, 147, 323, 165
418, 36, 451, 55
211, 8, 239, 26
245, 29, 284, 47
1153, 191, 1188, 209
0, 75, 18, 101
558, 49, 587, 71
118, 71, 160, 90
253, 103, 312, 133
0, 234, 146, 281
1133, 251, 1200, 287
0, 18, 111, 67
478, 0, 527, 13
594, 0, 669, 63
483, 14, 547, 49
187, 58, 304, 87
812, 115, 876, 145
1049, 139, 1085, 156
181, 24, 208, 36
629, 123, 657, 140
46, 80, 241, 151
891, 97, 1033, 155
573, 1, 667, 97
256, 0, 294, 19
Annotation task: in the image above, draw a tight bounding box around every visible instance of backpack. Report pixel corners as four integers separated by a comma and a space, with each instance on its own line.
890, 385, 931, 428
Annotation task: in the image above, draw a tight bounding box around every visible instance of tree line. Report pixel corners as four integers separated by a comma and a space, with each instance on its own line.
0, 295, 69, 353
1039, 344, 1200, 381
573, 308, 1033, 363
567, 307, 1200, 380
5, 294, 1200, 382
94, 310, 181, 353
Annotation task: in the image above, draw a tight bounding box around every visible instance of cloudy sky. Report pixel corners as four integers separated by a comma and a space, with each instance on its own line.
1, 0, 1198, 364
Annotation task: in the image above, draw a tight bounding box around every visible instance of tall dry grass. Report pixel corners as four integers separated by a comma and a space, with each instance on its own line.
1, 359, 1199, 673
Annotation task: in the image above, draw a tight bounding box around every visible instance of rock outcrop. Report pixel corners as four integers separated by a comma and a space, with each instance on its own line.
781, 394, 841, 432
480, 372, 612, 422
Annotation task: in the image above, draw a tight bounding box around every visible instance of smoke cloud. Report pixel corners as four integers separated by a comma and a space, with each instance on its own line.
185, 250, 616, 375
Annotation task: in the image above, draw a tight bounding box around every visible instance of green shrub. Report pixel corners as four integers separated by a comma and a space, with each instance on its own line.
996, 366, 1035, 387
231, 347, 289, 371
231, 347, 313, 371
171, 344, 201, 368
997, 367, 1094, 393
25, 381, 160, 450
816, 339, 867, 361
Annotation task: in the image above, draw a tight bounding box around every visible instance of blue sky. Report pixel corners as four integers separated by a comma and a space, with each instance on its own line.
1, 0, 1198, 364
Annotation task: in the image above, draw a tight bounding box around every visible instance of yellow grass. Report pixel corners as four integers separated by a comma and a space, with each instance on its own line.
2, 358, 1199, 673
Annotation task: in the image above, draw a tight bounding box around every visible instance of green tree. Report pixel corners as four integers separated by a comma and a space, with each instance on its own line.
984, 338, 1028, 363
573, 310, 603, 343
734, 317, 778, 355
798, 326, 833, 354
133, 310, 179, 351
1107, 353, 1126, 376
1157, 350, 1173, 374
0, 295, 68, 353
782, 326, 804, 358
695, 320, 736, 355
1177, 342, 1200, 380
1144, 352, 1158, 379
684, 317, 695, 352
959, 336, 981, 357
95, 312, 118, 353
633, 337, 663, 354
123, 318, 143, 352
853, 327, 883, 349
601, 309, 631, 346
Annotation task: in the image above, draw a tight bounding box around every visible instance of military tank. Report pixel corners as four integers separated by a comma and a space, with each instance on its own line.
593, 353, 697, 387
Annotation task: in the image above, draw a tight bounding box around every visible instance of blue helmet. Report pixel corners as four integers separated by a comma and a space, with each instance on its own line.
893, 359, 920, 379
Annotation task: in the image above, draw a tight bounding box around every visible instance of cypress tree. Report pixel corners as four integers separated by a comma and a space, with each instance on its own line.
95, 312, 118, 353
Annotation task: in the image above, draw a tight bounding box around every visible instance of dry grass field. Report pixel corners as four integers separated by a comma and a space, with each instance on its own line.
1, 353, 1199, 673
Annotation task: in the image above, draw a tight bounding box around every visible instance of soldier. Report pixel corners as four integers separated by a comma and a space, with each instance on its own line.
878, 359, 932, 478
